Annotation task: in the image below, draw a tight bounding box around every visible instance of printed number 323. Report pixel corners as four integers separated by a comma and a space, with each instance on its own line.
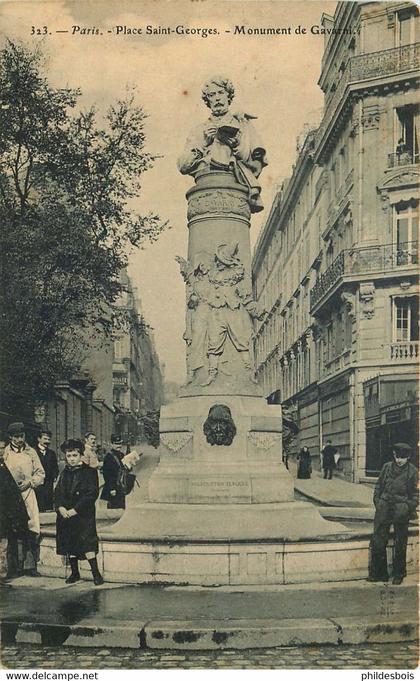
31, 26, 48, 35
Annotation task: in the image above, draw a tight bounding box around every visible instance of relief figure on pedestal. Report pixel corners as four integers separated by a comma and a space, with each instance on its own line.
203, 242, 265, 386
203, 404, 237, 446
177, 243, 266, 387
177, 76, 267, 213
176, 251, 213, 385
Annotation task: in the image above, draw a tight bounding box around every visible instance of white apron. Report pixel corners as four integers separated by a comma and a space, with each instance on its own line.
21, 487, 40, 534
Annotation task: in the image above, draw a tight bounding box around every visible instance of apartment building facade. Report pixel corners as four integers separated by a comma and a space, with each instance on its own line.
112, 270, 163, 443
252, 1, 419, 481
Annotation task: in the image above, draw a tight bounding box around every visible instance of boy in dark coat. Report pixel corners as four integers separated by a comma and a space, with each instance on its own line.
368, 442, 418, 585
0, 435, 29, 586
55, 439, 103, 586
101, 434, 127, 509
34, 429, 59, 512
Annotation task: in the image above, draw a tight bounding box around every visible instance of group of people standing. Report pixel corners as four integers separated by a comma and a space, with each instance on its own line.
295, 440, 338, 480
0, 422, 51, 582
1, 419, 417, 589
0, 423, 137, 588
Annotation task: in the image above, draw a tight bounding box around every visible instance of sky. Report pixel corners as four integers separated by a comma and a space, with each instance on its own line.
0, 0, 337, 385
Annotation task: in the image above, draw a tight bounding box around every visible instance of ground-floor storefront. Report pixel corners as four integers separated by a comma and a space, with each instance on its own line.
277, 368, 418, 482
363, 373, 419, 477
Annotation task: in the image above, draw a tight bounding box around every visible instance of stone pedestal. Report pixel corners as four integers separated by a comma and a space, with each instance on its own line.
150, 395, 289, 504
112, 395, 347, 540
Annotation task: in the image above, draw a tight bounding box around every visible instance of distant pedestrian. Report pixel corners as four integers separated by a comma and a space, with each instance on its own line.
4, 422, 44, 577
82, 432, 99, 469
368, 443, 418, 585
55, 439, 103, 586
34, 429, 59, 512
395, 137, 410, 164
297, 446, 312, 479
0, 434, 29, 587
322, 439, 337, 480
101, 434, 127, 510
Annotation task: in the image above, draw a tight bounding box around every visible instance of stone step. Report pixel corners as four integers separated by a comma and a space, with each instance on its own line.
2, 614, 417, 650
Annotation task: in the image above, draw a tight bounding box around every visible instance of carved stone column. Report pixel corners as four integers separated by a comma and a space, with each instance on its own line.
180, 171, 259, 398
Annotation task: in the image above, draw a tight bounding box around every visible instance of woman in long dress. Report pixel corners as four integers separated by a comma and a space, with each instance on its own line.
297, 446, 312, 480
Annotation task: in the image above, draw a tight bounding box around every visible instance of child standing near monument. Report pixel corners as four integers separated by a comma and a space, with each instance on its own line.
55, 439, 103, 586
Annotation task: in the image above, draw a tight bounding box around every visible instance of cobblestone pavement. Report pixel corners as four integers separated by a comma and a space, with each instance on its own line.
1, 642, 419, 669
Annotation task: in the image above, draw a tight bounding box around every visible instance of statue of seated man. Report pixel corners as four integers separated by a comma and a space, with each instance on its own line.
177, 76, 267, 213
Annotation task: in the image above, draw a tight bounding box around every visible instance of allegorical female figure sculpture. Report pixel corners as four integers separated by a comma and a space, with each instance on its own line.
177, 76, 267, 213
177, 242, 266, 386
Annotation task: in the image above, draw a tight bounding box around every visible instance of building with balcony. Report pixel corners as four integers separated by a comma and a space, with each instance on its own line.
112, 270, 163, 444
252, 1, 419, 481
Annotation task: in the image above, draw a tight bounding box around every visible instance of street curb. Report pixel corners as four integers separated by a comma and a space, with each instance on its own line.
1, 615, 418, 650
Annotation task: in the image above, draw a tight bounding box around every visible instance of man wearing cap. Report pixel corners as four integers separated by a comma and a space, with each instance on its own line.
368, 442, 418, 585
4, 422, 45, 577
100, 434, 127, 509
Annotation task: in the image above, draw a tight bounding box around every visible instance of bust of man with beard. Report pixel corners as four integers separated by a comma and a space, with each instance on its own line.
178, 76, 267, 213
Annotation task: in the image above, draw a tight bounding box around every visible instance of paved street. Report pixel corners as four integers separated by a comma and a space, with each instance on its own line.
1, 641, 418, 669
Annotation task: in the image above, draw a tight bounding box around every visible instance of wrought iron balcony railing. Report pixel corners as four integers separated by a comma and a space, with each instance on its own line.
317, 43, 420, 146
310, 241, 418, 310
388, 151, 419, 168
310, 251, 345, 308
350, 43, 420, 80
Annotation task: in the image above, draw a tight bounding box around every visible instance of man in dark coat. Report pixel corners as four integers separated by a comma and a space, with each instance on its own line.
0, 434, 29, 586
101, 434, 126, 509
368, 442, 418, 585
34, 429, 59, 512
322, 439, 337, 480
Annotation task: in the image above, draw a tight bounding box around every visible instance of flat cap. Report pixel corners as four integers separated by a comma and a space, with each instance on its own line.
8, 421, 25, 436
392, 442, 412, 457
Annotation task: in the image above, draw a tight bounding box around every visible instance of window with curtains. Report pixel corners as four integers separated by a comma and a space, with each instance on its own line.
392, 296, 419, 342
394, 201, 418, 265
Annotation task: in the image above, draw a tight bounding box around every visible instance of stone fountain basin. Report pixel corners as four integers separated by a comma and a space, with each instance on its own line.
38, 512, 418, 587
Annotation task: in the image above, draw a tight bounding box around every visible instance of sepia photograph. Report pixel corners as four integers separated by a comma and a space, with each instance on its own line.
0, 0, 418, 673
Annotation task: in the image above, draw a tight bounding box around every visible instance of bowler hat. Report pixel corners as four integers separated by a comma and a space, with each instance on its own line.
8, 421, 25, 436
111, 433, 123, 445
392, 442, 411, 458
